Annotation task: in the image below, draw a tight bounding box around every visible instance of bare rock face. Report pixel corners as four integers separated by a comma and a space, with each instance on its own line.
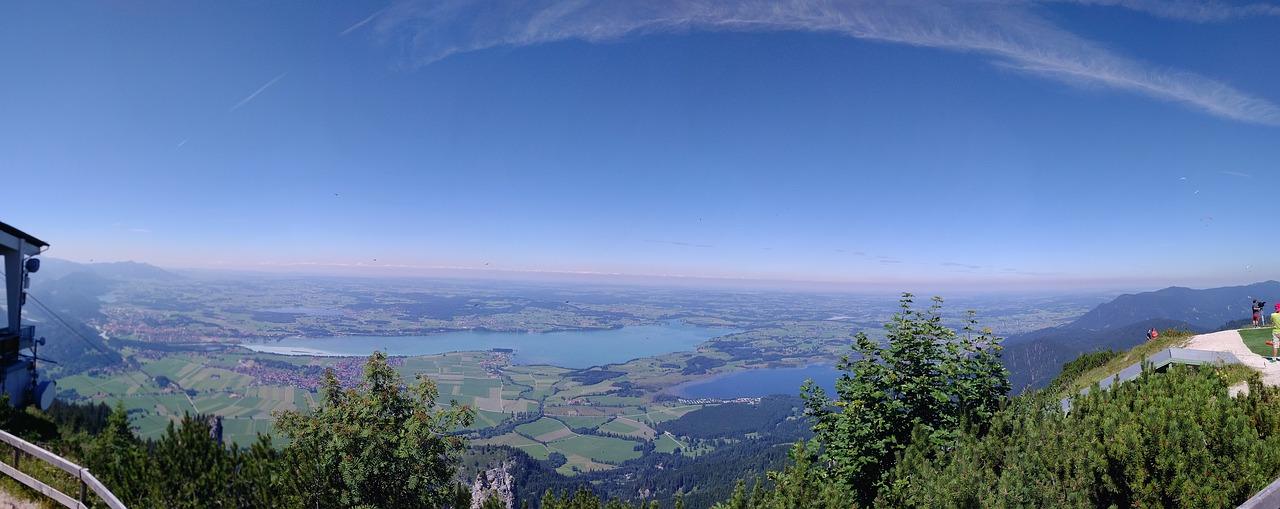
470, 462, 515, 509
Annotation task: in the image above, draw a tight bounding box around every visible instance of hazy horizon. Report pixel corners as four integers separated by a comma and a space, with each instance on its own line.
30, 254, 1259, 297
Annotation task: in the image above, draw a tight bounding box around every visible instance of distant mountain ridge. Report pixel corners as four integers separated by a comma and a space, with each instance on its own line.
1003, 281, 1280, 392
1065, 281, 1280, 331
35, 258, 184, 282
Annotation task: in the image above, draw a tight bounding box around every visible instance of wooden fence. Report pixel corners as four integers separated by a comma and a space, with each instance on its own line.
0, 428, 125, 509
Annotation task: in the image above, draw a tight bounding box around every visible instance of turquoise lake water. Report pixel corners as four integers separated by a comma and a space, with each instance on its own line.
240, 321, 733, 369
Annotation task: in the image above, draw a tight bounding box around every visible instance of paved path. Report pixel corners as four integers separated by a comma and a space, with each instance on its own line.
1184, 329, 1280, 386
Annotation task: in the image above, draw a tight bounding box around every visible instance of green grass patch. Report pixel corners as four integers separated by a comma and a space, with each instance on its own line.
454, 378, 503, 398
1058, 328, 1197, 397
221, 417, 277, 447
470, 409, 508, 429
132, 414, 176, 441
554, 416, 610, 430
598, 418, 648, 437
634, 404, 702, 425
1239, 327, 1279, 357
476, 433, 551, 460
582, 395, 646, 406
653, 433, 684, 454
549, 435, 643, 464
516, 417, 569, 440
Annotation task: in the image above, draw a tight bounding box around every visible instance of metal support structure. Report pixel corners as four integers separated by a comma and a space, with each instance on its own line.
0, 221, 51, 409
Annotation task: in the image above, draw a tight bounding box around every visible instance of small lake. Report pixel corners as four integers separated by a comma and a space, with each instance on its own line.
240, 321, 734, 369
667, 364, 843, 399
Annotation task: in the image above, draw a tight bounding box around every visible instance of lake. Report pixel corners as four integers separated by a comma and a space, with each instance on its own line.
240, 321, 734, 369
667, 364, 843, 399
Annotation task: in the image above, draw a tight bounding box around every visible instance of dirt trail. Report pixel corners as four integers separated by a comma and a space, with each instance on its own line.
0, 491, 42, 509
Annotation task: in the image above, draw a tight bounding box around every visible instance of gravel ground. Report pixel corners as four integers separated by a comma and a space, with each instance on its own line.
0, 492, 42, 509
1184, 329, 1280, 386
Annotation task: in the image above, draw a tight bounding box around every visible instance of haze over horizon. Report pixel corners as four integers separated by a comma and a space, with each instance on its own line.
3, 1, 1278, 293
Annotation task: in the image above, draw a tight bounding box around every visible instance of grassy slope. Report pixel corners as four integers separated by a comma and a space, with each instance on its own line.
1062, 328, 1196, 396
1060, 328, 1271, 399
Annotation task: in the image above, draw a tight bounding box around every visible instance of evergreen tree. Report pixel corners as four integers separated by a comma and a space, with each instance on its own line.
84, 402, 151, 506
151, 414, 234, 508
275, 350, 475, 508
881, 364, 1280, 508
800, 293, 1009, 503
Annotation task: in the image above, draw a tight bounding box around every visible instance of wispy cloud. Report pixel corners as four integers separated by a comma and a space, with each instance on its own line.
230, 73, 287, 111
343, 6, 391, 36
1044, 0, 1280, 22
1218, 170, 1253, 177
942, 261, 982, 270
644, 239, 714, 248
113, 222, 152, 234
377, 0, 1280, 127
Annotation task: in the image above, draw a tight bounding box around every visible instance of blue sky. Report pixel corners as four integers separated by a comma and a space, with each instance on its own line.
2, 1, 1278, 292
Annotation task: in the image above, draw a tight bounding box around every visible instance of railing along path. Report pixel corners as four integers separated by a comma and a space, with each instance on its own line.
0, 428, 126, 509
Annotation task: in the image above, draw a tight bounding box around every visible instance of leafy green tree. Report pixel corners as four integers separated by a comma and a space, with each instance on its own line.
275, 350, 475, 508
800, 293, 1009, 503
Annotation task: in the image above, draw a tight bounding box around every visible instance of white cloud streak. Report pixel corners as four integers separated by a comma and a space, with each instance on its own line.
343, 6, 391, 36
1043, 0, 1280, 22
376, 0, 1280, 127
230, 73, 288, 112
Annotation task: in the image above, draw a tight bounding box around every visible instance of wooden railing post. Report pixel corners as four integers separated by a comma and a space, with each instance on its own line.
0, 428, 128, 508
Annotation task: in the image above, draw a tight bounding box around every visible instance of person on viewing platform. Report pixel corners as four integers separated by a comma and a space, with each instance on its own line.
1272, 303, 1280, 358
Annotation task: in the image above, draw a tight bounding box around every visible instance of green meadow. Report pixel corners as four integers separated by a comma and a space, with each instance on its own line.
56, 346, 727, 472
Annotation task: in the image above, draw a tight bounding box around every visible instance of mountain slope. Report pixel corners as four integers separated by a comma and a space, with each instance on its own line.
1066, 281, 1280, 331
1002, 281, 1280, 392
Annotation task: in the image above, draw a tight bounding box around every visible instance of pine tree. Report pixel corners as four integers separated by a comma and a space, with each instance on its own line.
84, 402, 151, 506
800, 293, 1009, 504
275, 350, 475, 508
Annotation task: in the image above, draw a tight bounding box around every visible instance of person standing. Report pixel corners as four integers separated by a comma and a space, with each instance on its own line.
1253, 299, 1264, 328
1272, 303, 1280, 359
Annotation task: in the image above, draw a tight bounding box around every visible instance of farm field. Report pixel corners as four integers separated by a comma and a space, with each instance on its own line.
56, 346, 730, 468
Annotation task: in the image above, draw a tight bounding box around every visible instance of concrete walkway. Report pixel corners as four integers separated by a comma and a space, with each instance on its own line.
1183, 329, 1280, 386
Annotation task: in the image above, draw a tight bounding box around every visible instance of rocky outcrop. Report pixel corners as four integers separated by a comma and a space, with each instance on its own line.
470, 462, 515, 509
